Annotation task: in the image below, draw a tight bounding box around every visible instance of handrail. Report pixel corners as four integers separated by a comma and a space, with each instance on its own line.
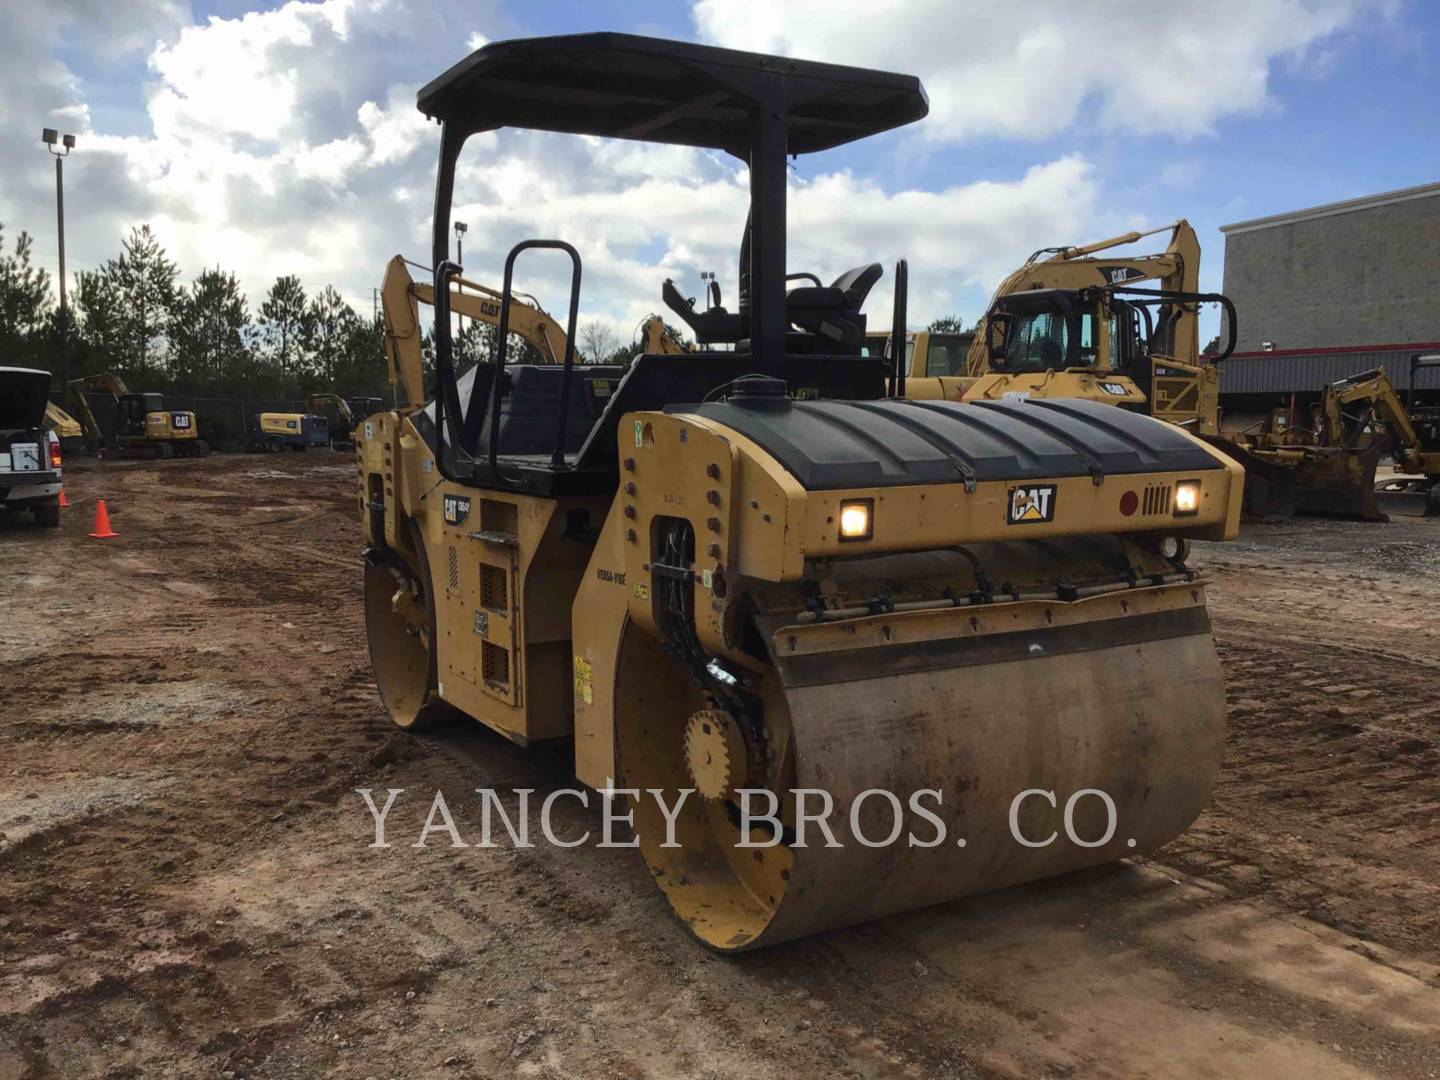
890, 259, 908, 398
431, 259, 465, 470
1113, 286, 1238, 363
477, 240, 583, 473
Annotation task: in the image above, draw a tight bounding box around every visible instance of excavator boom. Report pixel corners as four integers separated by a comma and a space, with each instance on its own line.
381, 255, 570, 410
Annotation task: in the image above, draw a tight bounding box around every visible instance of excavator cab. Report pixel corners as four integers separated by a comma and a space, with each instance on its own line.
118, 393, 165, 437
358, 33, 1245, 951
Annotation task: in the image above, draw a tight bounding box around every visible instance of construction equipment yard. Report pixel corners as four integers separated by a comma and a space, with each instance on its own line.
2, 453, 1437, 1079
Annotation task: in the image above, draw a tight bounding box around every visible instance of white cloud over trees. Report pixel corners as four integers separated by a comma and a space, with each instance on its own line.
0, 0, 1392, 345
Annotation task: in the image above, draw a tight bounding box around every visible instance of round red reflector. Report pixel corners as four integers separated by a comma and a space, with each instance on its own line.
1119, 490, 1138, 516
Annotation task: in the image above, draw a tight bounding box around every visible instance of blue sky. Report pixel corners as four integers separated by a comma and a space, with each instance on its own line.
3, 0, 1436, 344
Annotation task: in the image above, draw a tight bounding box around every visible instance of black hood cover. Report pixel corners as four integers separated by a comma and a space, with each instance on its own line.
682, 395, 1224, 490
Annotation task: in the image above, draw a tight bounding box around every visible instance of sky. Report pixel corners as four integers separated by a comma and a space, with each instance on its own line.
3, 0, 1438, 348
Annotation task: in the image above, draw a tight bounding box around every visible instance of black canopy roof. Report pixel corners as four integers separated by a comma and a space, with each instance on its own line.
417, 32, 928, 157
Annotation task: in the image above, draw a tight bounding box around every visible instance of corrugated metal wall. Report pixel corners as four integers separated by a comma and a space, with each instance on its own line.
1218, 346, 1440, 396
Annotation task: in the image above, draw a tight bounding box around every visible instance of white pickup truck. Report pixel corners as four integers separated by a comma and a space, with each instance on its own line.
1, 366, 63, 527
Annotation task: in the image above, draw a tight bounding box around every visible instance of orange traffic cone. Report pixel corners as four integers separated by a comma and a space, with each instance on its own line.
58, 489, 69, 508
89, 499, 118, 539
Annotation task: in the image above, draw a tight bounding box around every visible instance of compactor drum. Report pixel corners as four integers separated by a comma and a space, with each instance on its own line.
359, 33, 1244, 950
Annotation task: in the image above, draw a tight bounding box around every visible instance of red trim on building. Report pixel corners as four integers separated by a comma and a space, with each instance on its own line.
1225, 341, 1440, 359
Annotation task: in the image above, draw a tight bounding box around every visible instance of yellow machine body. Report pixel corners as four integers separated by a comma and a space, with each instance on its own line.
359, 31, 1246, 951
360, 385, 1243, 949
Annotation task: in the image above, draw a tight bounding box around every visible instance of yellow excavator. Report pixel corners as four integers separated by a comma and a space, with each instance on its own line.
951, 221, 1220, 432
359, 33, 1244, 951
382, 255, 570, 407
67, 373, 207, 459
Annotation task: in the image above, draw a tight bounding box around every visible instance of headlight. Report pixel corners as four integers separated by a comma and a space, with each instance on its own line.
838, 499, 873, 541
1174, 480, 1201, 516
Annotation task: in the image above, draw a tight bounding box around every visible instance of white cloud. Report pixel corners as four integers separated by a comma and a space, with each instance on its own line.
693, 0, 1393, 141
359, 85, 433, 165
449, 135, 1102, 335
0, 0, 1394, 357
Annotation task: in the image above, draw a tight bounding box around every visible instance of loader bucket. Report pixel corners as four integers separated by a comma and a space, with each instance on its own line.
1200, 438, 1299, 520
1290, 443, 1387, 522
1202, 437, 1387, 522
1374, 473, 1440, 518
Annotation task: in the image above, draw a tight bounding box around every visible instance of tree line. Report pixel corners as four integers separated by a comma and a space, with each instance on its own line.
0, 218, 975, 406
0, 222, 389, 401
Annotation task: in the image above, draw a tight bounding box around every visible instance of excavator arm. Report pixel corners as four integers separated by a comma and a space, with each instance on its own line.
305, 392, 356, 428
1322, 369, 1427, 470
66, 373, 130, 443
381, 255, 570, 410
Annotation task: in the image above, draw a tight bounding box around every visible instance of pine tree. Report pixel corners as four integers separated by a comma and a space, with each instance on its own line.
170, 269, 252, 386
108, 225, 180, 380
74, 268, 126, 375
0, 225, 54, 368
259, 275, 310, 377
305, 285, 360, 384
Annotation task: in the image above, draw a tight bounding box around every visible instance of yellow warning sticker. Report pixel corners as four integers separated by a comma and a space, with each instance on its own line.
573, 654, 593, 706
632, 582, 649, 601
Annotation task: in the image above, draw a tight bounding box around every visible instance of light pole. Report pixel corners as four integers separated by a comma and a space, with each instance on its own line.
41, 128, 76, 390
454, 221, 468, 333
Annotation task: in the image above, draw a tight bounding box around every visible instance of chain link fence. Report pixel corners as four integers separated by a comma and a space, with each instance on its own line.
51, 393, 351, 453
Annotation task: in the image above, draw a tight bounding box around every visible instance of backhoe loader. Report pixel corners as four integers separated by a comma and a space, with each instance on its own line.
67, 373, 208, 459
359, 33, 1244, 951
1316, 360, 1440, 517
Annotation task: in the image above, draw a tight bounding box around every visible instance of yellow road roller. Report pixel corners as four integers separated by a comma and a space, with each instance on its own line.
358, 33, 1244, 951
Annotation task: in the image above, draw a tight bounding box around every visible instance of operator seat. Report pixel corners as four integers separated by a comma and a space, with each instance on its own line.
784, 262, 882, 348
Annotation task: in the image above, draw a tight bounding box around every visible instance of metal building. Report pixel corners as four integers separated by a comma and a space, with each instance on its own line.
1217, 182, 1440, 402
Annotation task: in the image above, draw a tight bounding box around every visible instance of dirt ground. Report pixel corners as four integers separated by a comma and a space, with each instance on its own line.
2, 453, 1438, 1079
